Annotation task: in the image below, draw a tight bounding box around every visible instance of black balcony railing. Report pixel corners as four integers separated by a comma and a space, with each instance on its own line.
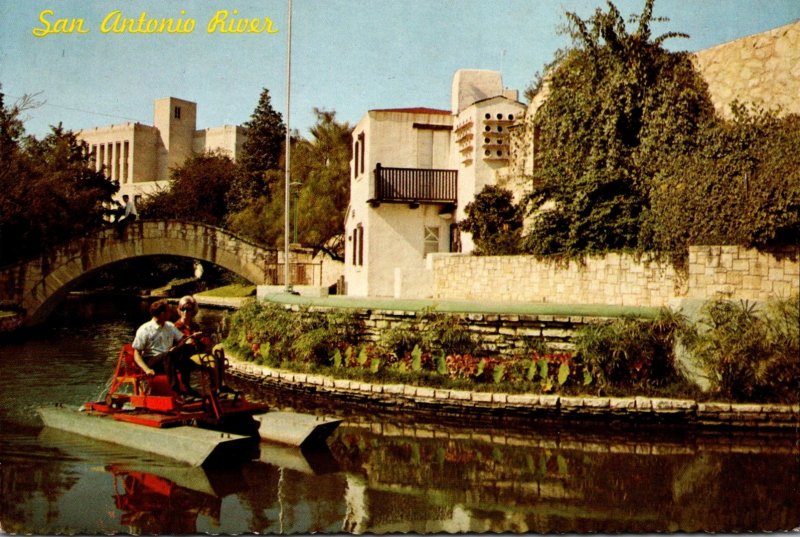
374, 164, 457, 204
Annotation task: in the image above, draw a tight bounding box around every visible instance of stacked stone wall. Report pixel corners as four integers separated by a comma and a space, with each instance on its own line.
228, 356, 799, 430
692, 21, 800, 119
432, 246, 798, 308
348, 309, 613, 354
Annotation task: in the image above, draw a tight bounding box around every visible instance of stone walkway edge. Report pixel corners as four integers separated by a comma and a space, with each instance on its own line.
226, 355, 799, 430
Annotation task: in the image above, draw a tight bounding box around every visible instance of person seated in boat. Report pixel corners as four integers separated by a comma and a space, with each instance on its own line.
131, 299, 202, 400
174, 295, 233, 394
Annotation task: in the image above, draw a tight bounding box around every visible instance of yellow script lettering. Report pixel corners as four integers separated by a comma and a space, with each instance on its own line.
32, 9, 89, 37
207, 10, 279, 34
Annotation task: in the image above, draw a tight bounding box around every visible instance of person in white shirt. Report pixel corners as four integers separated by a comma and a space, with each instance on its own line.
132, 299, 200, 400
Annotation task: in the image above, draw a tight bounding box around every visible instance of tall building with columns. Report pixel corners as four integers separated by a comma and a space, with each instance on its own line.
77, 97, 246, 198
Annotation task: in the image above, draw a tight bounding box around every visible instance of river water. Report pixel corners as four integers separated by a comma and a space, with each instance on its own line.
0, 295, 798, 534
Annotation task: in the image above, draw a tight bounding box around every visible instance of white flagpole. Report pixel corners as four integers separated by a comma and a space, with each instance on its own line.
284, 0, 293, 293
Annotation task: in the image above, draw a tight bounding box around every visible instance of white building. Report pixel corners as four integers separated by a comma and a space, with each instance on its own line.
343, 69, 526, 298
77, 97, 246, 199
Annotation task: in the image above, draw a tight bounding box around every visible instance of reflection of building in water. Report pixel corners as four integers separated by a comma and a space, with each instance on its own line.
342, 474, 368, 533
327, 423, 800, 534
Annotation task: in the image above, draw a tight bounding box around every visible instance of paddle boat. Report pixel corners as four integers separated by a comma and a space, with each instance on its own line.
39, 343, 342, 466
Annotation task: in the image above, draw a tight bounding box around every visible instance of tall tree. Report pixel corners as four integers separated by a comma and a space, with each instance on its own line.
228, 109, 352, 259
290, 109, 352, 259
231, 88, 286, 210
522, 0, 716, 259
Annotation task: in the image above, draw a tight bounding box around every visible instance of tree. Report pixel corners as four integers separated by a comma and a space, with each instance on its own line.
522, 0, 716, 259
461, 185, 523, 255
228, 109, 352, 259
231, 88, 286, 210
0, 118, 118, 264
290, 109, 352, 259
139, 150, 238, 226
650, 104, 800, 259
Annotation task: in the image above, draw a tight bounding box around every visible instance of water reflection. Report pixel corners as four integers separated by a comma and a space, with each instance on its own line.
1, 295, 798, 534
326, 424, 799, 534
109, 465, 221, 534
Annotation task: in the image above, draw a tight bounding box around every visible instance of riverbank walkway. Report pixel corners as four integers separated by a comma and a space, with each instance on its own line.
196, 291, 661, 319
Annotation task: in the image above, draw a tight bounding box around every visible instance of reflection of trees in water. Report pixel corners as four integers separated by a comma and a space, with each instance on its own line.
671, 453, 800, 532
327, 427, 800, 533
238, 462, 280, 532
235, 461, 347, 533
0, 444, 79, 533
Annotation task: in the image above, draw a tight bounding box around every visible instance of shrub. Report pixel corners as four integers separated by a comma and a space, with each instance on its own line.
681, 296, 799, 403
377, 309, 480, 359
573, 308, 687, 390
461, 185, 523, 255
418, 310, 479, 356
224, 300, 364, 367
377, 323, 423, 361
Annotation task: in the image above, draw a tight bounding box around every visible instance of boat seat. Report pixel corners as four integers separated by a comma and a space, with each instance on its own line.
114, 344, 172, 396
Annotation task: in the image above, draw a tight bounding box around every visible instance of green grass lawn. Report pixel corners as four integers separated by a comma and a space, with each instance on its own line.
197, 284, 256, 298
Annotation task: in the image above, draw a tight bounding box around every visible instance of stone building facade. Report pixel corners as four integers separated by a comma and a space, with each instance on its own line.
77, 97, 246, 199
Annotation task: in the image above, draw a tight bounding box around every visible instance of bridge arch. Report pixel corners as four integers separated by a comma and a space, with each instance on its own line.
0, 220, 298, 326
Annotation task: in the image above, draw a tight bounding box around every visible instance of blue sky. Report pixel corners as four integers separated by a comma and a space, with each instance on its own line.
1, 0, 798, 140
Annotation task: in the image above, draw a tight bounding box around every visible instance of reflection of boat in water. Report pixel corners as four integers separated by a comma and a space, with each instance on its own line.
258, 442, 341, 475
109, 464, 222, 534
38, 425, 343, 533
39, 345, 341, 466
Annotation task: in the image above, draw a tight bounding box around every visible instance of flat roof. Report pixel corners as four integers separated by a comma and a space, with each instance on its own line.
370, 107, 451, 115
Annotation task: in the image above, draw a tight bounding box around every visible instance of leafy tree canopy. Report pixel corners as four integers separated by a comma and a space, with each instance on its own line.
522, 0, 716, 259
0, 99, 118, 265
228, 109, 352, 259
650, 104, 800, 259
139, 150, 238, 227
462, 185, 523, 255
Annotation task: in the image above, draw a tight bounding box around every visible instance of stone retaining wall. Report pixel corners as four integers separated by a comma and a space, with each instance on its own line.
294, 305, 618, 354
228, 357, 799, 430
432, 246, 799, 308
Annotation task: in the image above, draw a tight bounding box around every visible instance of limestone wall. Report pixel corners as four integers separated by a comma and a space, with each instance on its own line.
228, 357, 800, 430
432, 246, 799, 308
692, 20, 800, 118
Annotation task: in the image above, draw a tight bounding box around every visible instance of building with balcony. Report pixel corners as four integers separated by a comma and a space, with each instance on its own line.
76, 97, 246, 199
343, 70, 525, 298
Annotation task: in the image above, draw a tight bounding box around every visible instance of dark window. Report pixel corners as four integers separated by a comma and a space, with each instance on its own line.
174, 106, 181, 119
358, 132, 365, 175
352, 224, 364, 266
357, 225, 364, 266
353, 140, 360, 178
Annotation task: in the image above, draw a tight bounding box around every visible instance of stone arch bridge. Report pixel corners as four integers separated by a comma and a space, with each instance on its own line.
0, 220, 320, 326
